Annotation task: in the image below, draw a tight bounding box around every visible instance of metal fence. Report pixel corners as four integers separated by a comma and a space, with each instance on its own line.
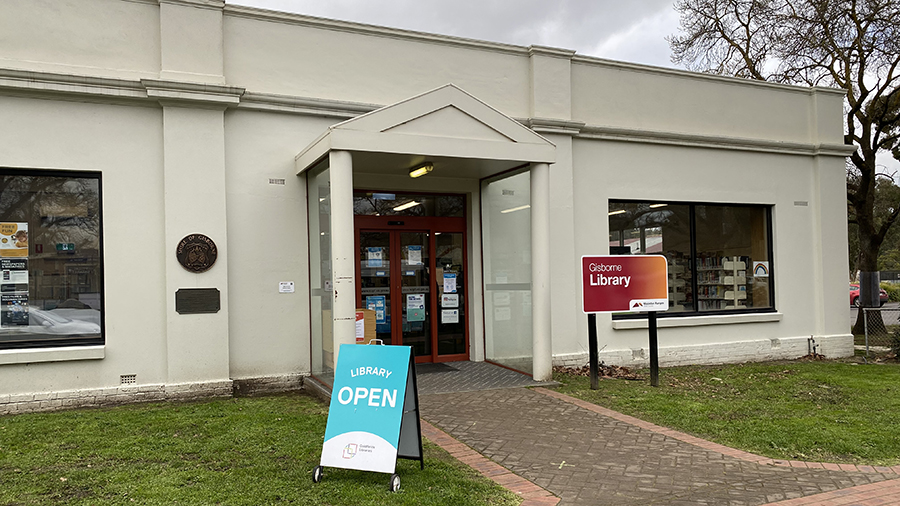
861, 307, 900, 358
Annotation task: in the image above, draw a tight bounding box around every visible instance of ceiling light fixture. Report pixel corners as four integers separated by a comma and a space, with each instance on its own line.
649, 203, 668, 208
409, 162, 434, 178
393, 201, 420, 211
608, 209, 627, 216
500, 204, 531, 214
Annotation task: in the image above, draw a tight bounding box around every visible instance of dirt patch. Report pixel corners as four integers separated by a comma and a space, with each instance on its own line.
553, 364, 644, 380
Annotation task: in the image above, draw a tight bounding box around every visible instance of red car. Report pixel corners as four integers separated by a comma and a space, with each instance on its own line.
850, 285, 888, 307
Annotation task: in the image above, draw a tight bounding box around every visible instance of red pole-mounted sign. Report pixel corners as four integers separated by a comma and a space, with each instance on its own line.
581, 255, 668, 313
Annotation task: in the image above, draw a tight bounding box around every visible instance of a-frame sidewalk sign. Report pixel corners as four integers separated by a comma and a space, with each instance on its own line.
313, 343, 424, 492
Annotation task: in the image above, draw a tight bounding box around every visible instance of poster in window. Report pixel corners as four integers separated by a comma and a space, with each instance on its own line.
443, 273, 457, 293
1, 293, 28, 326
0, 223, 28, 258
406, 294, 425, 322
407, 245, 422, 266
367, 247, 383, 268
441, 293, 459, 308
366, 295, 386, 324
441, 309, 459, 324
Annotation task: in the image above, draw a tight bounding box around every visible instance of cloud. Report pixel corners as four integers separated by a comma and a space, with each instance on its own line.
230, 0, 681, 67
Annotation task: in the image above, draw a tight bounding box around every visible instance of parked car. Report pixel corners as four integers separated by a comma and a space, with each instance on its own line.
850, 284, 888, 307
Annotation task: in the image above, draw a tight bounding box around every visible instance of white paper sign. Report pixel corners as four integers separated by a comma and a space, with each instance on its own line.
753, 261, 770, 277
407, 293, 425, 311
407, 245, 422, 266
367, 247, 383, 267
493, 291, 510, 306
494, 307, 511, 321
442, 293, 459, 308
443, 273, 457, 293
279, 281, 294, 293
441, 309, 459, 324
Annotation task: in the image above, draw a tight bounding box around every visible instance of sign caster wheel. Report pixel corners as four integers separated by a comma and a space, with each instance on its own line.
389, 473, 400, 492
312, 465, 324, 483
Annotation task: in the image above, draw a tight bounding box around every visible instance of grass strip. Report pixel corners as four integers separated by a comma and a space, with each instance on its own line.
553, 360, 900, 466
0, 393, 520, 506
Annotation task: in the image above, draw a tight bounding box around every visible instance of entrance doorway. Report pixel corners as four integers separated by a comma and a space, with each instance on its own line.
355, 214, 468, 363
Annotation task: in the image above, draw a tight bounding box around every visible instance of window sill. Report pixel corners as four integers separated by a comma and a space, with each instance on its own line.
611, 312, 783, 330
0, 345, 105, 365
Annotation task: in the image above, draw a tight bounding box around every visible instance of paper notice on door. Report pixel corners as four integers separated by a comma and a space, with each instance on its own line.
443, 273, 457, 293
492, 291, 510, 306
494, 307, 511, 321
441, 309, 459, 324
407, 294, 425, 322
367, 247, 383, 267
441, 293, 459, 308
407, 245, 422, 266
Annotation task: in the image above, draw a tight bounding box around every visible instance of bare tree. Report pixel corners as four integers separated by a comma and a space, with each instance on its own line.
669, 0, 900, 333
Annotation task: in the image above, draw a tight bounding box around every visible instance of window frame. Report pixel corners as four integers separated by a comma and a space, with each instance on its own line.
0, 167, 105, 350
609, 199, 775, 319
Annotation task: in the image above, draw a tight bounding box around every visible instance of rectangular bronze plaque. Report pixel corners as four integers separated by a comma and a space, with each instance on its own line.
175, 288, 220, 314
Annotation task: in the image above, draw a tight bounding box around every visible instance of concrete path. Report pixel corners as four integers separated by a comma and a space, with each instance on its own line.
419, 387, 900, 506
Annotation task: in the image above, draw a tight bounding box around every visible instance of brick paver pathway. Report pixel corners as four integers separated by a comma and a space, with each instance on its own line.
419, 387, 899, 505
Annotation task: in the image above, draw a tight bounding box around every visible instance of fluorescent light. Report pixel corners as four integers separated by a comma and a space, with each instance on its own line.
608, 209, 626, 216
409, 162, 434, 178
649, 203, 668, 208
393, 201, 420, 211
500, 204, 531, 214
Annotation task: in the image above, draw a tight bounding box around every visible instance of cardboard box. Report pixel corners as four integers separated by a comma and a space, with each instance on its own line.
355, 308, 377, 344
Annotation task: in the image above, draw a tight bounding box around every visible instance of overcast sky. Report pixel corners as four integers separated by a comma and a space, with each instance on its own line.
230, 0, 681, 68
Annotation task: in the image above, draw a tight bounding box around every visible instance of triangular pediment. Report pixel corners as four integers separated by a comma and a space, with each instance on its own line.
382, 105, 513, 142
329, 84, 552, 147
296, 84, 555, 175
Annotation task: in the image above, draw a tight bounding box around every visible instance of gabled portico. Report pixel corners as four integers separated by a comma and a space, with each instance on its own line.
296, 84, 556, 380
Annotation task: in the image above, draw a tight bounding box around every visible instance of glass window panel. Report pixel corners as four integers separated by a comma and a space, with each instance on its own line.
307, 162, 333, 375
481, 170, 532, 373
436, 232, 465, 356
400, 232, 430, 357
608, 202, 694, 312
0, 171, 103, 348
353, 192, 464, 217
695, 205, 771, 310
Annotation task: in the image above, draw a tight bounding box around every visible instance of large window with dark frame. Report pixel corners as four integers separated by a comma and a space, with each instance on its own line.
608, 201, 773, 316
0, 169, 103, 349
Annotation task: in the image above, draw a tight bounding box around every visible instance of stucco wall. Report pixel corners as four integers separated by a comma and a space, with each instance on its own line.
0, 0, 161, 79
0, 96, 167, 393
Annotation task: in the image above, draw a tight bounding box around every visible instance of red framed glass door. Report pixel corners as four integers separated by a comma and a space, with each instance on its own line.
355, 215, 467, 363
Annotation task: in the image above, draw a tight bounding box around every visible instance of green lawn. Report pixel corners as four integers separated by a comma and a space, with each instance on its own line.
0, 393, 519, 506
554, 360, 900, 466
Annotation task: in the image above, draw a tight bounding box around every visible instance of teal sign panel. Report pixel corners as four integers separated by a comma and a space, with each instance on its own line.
320, 344, 412, 474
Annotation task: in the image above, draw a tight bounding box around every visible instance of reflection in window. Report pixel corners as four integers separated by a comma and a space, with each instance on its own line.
0, 170, 103, 348
353, 192, 465, 217
608, 203, 693, 312
609, 201, 773, 314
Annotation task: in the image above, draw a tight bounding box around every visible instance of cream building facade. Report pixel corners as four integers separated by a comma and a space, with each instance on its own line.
0, 0, 852, 414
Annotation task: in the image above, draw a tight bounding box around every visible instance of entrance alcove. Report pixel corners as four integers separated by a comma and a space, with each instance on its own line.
295, 84, 556, 383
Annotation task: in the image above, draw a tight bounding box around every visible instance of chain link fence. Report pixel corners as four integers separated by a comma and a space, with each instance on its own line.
860, 307, 900, 358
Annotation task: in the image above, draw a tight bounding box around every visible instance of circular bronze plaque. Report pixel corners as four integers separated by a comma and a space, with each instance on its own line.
176, 234, 218, 273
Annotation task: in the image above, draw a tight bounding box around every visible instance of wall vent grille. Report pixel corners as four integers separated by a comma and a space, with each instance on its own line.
120, 374, 137, 385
